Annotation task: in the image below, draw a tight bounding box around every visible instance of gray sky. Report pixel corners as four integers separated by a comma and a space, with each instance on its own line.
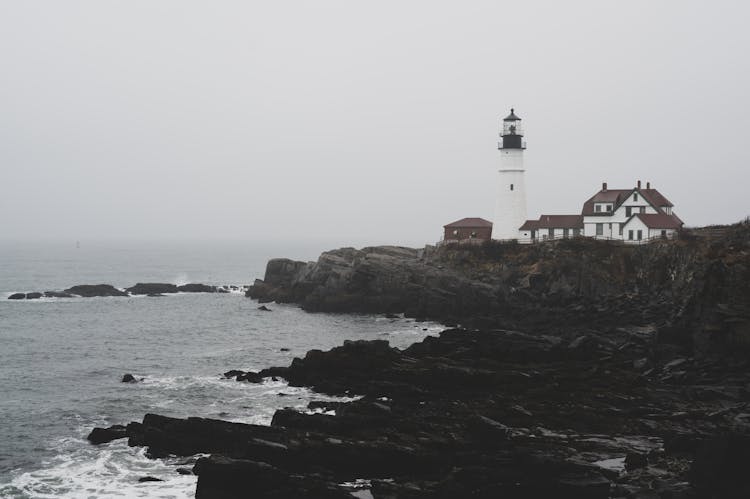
2, 1, 748, 247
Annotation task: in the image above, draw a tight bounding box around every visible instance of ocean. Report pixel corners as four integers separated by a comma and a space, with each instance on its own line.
0, 241, 441, 498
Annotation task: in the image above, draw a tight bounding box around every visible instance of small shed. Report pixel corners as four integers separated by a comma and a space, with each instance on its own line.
443, 217, 493, 242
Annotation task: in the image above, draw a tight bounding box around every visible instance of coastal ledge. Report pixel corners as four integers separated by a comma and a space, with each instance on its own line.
247, 222, 750, 354
93, 327, 750, 498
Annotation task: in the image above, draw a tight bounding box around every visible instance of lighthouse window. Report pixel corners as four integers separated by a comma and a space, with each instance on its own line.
510, 184, 514, 191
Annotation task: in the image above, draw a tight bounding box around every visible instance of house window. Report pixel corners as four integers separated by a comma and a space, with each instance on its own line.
628, 230, 634, 240
661, 230, 667, 238
596, 223, 603, 236
452, 229, 458, 236
563, 228, 569, 238
626, 207, 632, 217
510, 184, 514, 191
634, 193, 639, 202
639, 206, 645, 214
595, 205, 601, 213
637, 230, 643, 240
470, 231, 477, 238
573, 228, 580, 237
606, 204, 613, 212
548, 228, 554, 238
619, 223, 624, 235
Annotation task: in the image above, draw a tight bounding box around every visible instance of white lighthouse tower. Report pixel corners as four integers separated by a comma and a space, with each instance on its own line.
492, 108, 527, 240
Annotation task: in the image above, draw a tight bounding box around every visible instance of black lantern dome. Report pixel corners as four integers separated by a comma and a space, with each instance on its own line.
499, 108, 525, 149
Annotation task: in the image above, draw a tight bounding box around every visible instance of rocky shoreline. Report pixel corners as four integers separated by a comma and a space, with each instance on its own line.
89, 222, 750, 498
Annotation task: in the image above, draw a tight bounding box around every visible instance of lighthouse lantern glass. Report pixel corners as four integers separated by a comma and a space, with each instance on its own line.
503, 120, 523, 136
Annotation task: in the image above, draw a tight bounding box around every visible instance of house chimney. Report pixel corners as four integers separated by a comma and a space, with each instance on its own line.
602, 182, 607, 192
637, 180, 641, 189
646, 181, 650, 189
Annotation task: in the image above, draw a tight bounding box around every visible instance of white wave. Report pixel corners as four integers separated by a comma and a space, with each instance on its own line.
1, 438, 197, 499
173, 274, 190, 287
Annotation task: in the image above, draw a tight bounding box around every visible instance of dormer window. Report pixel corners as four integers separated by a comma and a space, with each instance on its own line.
595, 205, 601, 213
606, 204, 613, 212
634, 193, 639, 202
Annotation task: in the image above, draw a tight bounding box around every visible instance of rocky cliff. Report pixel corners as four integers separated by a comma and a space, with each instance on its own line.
247, 222, 750, 355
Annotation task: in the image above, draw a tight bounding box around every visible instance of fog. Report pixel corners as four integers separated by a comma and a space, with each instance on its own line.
2, 1, 748, 248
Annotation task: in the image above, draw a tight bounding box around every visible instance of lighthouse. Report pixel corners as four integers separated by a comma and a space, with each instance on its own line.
492, 108, 527, 240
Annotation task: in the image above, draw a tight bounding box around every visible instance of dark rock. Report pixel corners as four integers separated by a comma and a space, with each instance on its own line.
258, 305, 272, 311
237, 371, 264, 383
25, 292, 42, 299
147, 293, 164, 297
223, 370, 245, 379
64, 284, 128, 297
176, 467, 193, 475
280, 348, 290, 352
122, 374, 137, 383
138, 476, 163, 483
217, 288, 229, 293
193, 456, 352, 499
176, 283, 217, 293
690, 434, 750, 499
43, 291, 74, 298
126, 283, 178, 295
222, 370, 263, 383
625, 452, 649, 470
8, 293, 25, 300
88, 425, 128, 444
385, 313, 399, 319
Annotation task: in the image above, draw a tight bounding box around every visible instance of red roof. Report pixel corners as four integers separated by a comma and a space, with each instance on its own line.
519, 215, 583, 230
581, 186, 674, 216
640, 189, 674, 209
444, 217, 493, 228
634, 213, 683, 229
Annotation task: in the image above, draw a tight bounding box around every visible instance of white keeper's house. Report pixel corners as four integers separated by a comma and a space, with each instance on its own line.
518, 180, 683, 243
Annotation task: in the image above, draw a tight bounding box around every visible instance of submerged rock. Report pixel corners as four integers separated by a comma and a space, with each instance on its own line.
122, 374, 137, 383
138, 476, 164, 483
25, 292, 42, 299
43, 291, 73, 298
8, 293, 25, 300
257, 305, 272, 311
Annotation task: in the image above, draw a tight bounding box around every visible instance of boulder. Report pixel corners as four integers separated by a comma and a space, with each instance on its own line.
258, 305, 272, 311
64, 284, 128, 297
43, 291, 74, 298
87, 425, 128, 444
138, 476, 164, 483
122, 374, 137, 383
126, 283, 178, 295
25, 292, 43, 299
8, 293, 25, 300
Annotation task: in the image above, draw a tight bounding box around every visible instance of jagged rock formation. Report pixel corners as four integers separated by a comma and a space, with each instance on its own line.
93, 327, 750, 498
247, 223, 750, 355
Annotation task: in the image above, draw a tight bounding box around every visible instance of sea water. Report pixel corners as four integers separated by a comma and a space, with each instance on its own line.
0, 241, 440, 498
